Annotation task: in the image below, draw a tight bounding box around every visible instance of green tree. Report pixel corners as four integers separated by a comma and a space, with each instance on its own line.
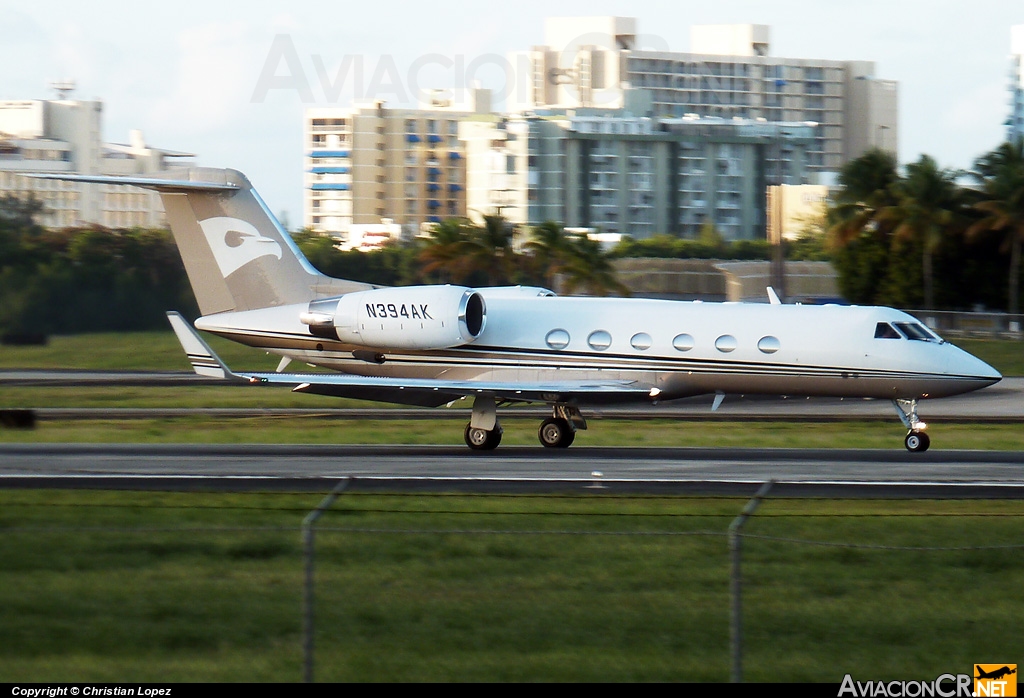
418, 216, 516, 286
417, 218, 475, 284
887, 154, 963, 310
523, 221, 572, 289
558, 234, 630, 297
827, 149, 902, 305
465, 215, 515, 286
969, 138, 1024, 316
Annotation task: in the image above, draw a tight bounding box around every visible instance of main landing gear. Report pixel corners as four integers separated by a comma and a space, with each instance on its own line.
463, 396, 586, 451
893, 398, 930, 453
464, 394, 503, 451
538, 405, 585, 448
465, 422, 503, 450
539, 417, 575, 448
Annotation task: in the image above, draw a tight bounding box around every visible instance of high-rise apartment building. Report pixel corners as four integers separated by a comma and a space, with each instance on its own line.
303, 90, 492, 238
507, 17, 898, 174
0, 88, 193, 228
461, 107, 815, 240
1010, 25, 1024, 144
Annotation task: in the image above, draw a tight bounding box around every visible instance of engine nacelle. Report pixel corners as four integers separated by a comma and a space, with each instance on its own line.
300, 285, 486, 350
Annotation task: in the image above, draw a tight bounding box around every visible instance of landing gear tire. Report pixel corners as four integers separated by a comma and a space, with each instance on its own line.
538, 417, 575, 448
905, 430, 930, 453
465, 422, 502, 451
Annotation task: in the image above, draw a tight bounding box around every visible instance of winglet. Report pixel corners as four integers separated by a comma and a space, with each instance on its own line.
166, 311, 235, 380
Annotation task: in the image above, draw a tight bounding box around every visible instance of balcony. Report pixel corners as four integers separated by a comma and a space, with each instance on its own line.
308, 150, 350, 158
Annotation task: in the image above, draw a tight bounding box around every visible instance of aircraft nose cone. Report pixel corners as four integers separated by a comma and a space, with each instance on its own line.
950, 345, 1001, 383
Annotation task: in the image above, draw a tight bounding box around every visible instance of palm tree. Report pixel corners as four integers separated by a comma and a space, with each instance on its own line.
464, 215, 514, 286
523, 221, 571, 289
828, 148, 901, 248
887, 155, 963, 310
418, 218, 474, 283
559, 234, 629, 297
826, 149, 902, 305
969, 138, 1024, 317
418, 215, 517, 286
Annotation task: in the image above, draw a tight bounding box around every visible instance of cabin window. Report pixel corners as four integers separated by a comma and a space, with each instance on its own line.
874, 322, 901, 339
545, 329, 570, 350
715, 335, 737, 353
630, 332, 652, 350
587, 330, 612, 351
672, 333, 694, 351
757, 336, 780, 354
894, 322, 939, 342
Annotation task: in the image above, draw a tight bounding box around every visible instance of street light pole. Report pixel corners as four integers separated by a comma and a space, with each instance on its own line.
769, 126, 787, 301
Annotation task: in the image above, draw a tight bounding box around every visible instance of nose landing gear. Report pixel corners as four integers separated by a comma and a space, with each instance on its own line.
904, 430, 930, 453
893, 399, 930, 453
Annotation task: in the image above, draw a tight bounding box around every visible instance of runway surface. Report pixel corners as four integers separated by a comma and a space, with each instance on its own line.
4, 371, 1022, 496
2, 444, 1023, 496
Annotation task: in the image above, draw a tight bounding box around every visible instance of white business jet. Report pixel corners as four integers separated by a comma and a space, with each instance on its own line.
34, 168, 1001, 452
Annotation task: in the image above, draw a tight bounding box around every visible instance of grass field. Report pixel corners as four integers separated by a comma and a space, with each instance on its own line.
0, 490, 1019, 682
0, 331, 279, 372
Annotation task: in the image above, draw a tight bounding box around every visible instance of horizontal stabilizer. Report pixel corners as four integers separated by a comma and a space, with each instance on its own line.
27, 173, 239, 192
167, 312, 236, 380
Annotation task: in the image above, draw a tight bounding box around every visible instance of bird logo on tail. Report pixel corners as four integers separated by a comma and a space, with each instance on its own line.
199, 216, 282, 277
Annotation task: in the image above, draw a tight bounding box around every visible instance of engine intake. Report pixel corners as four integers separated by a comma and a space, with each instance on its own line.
300, 285, 486, 350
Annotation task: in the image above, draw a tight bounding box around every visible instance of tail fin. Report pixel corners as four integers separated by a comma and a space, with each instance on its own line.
31, 168, 371, 314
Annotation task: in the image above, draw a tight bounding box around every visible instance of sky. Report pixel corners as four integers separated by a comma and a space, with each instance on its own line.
1, 0, 1022, 225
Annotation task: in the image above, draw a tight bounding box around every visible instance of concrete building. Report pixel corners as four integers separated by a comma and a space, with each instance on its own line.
0, 88, 194, 228
462, 107, 815, 241
508, 17, 898, 174
767, 183, 829, 242
1010, 25, 1024, 144
303, 89, 492, 239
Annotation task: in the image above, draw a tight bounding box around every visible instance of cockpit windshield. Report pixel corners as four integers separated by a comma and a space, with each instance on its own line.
893, 322, 942, 342
875, 322, 901, 339
875, 321, 944, 342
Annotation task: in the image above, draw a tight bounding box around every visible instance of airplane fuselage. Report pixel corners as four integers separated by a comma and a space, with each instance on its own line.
195, 291, 1000, 405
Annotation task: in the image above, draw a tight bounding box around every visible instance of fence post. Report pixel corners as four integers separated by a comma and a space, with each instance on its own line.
729, 479, 774, 683
303, 477, 352, 683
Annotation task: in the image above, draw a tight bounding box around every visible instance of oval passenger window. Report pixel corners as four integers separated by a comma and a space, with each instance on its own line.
672, 333, 694, 351
587, 330, 612, 351
545, 329, 570, 350
630, 332, 652, 350
715, 335, 737, 353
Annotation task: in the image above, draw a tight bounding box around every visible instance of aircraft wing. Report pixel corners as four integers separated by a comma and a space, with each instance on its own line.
167, 312, 652, 407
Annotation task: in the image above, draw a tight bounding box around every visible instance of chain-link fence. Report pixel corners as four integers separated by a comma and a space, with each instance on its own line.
1, 481, 1022, 682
